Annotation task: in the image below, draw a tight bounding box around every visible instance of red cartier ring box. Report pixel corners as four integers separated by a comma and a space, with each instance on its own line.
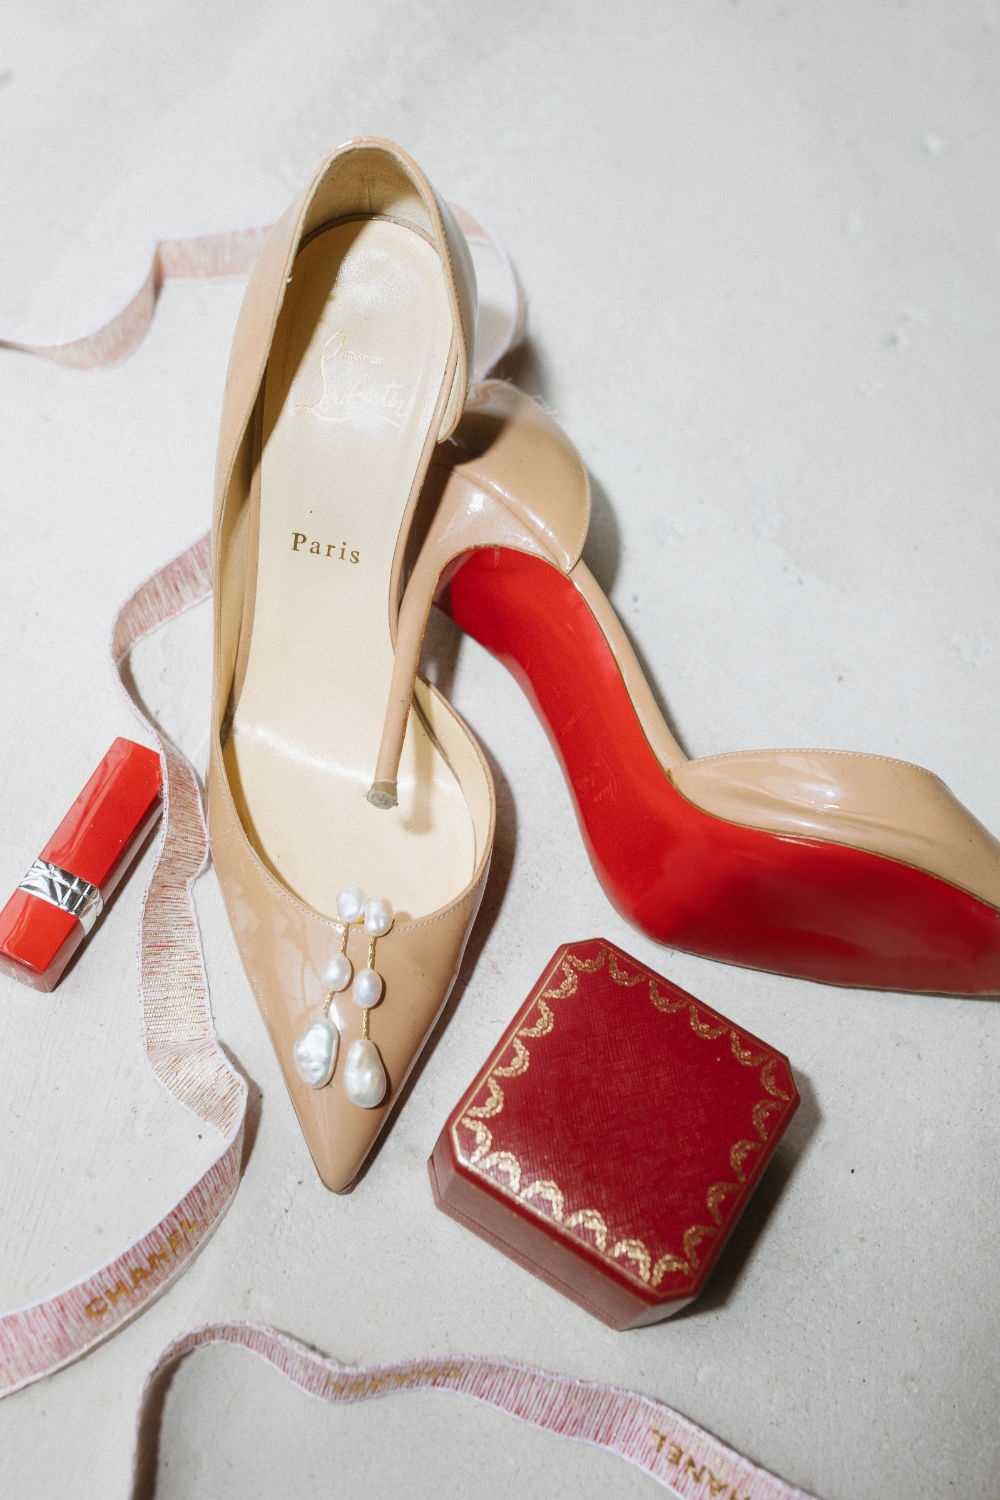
0, 738, 163, 992
429, 939, 799, 1330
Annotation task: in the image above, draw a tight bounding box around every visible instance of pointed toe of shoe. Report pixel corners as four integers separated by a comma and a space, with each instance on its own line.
208, 741, 489, 1190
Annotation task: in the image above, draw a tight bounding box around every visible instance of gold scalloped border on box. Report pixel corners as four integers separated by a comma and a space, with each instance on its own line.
451, 944, 793, 1295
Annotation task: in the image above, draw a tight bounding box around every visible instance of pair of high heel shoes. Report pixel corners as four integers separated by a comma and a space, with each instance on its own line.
210, 139, 1000, 1192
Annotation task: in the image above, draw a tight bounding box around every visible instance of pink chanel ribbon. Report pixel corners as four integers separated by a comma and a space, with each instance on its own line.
0, 532, 238, 1397
131, 1324, 821, 1500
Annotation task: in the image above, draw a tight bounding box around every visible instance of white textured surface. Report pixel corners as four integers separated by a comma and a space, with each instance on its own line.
1, 4, 998, 1496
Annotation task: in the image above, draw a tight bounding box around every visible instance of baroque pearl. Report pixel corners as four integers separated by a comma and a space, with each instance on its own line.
352, 966, 382, 1008
293, 1018, 339, 1089
343, 1038, 387, 1108
337, 885, 366, 924
322, 951, 353, 992
364, 897, 393, 937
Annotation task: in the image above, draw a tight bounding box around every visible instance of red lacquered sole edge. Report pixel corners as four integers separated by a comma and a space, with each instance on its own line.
447, 547, 1000, 994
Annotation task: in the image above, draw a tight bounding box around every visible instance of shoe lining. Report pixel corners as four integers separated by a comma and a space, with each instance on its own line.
224, 218, 475, 920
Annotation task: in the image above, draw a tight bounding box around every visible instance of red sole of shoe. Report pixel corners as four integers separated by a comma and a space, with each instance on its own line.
447, 547, 1000, 994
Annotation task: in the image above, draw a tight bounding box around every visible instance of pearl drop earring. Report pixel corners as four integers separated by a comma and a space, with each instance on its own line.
292, 886, 392, 1109
342, 897, 393, 1108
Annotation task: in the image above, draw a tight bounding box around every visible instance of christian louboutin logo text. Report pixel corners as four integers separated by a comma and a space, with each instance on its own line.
291, 532, 361, 564
295, 329, 411, 427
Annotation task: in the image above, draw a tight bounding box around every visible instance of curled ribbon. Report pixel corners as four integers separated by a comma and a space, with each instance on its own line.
130, 1324, 822, 1500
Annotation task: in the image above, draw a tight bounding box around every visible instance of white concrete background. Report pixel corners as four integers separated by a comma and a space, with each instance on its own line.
1, 3, 998, 1496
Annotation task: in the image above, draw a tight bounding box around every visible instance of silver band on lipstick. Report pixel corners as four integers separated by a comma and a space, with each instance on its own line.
18, 860, 104, 935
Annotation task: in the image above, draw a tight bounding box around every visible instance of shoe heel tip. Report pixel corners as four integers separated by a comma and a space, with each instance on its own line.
367, 781, 398, 810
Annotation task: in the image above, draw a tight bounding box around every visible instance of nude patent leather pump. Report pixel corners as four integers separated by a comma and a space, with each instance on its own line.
429, 381, 1000, 995
208, 140, 494, 1191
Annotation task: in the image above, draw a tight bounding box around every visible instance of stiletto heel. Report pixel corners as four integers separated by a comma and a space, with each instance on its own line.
435, 381, 1000, 995
368, 390, 590, 807
209, 140, 495, 1190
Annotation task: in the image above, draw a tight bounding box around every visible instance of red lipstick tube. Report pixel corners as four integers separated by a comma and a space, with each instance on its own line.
0, 737, 163, 991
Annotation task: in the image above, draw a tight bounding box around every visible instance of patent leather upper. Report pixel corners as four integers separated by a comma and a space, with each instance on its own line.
673, 749, 1000, 911
440, 380, 592, 572
209, 142, 495, 1189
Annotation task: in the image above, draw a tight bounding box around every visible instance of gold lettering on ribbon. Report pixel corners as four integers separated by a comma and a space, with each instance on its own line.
84, 1219, 197, 1318
332, 1362, 463, 1400
650, 1437, 748, 1499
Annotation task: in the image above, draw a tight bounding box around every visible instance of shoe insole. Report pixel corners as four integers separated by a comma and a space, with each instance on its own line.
224, 218, 475, 920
